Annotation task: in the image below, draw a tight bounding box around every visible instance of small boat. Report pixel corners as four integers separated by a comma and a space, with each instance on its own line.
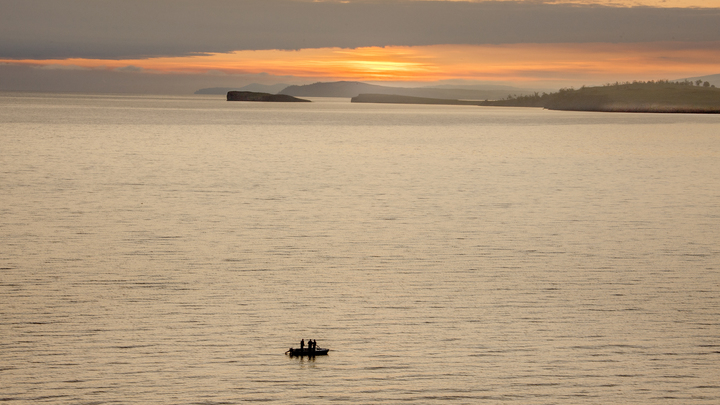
285, 347, 329, 356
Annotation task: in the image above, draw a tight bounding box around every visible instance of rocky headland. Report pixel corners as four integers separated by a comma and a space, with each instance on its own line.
227, 91, 310, 102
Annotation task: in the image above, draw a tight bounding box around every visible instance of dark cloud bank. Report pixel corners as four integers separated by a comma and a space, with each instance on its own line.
2, 0, 719, 60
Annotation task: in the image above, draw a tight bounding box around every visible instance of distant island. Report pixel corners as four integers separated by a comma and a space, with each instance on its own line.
203, 81, 541, 101
226, 91, 310, 102
279, 81, 542, 101
352, 81, 720, 113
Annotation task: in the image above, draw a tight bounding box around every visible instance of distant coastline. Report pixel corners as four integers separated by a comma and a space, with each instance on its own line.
350, 94, 484, 106
278, 81, 541, 101
352, 81, 720, 113
195, 80, 548, 100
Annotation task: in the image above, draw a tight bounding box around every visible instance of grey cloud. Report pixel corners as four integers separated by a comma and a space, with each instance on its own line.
1, 0, 719, 60
0, 63, 303, 94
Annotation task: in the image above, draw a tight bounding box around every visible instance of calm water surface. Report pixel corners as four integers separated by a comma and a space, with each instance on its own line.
1, 92, 719, 404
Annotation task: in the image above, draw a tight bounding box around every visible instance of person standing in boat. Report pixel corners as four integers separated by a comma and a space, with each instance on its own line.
300, 339, 304, 353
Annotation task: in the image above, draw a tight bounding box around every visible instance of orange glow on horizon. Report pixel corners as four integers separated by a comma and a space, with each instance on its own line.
4, 42, 720, 86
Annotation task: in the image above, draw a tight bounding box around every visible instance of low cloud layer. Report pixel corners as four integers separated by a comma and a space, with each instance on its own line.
2, 0, 719, 60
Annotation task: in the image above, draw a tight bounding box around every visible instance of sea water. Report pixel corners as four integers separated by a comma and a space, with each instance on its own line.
1, 92, 719, 404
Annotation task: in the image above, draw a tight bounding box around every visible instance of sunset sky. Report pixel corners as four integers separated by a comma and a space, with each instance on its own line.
1, 0, 719, 93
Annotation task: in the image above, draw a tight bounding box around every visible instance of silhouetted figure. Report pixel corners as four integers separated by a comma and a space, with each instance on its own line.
285, 341, 328, 356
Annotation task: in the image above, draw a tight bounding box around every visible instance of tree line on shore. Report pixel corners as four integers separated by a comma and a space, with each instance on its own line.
481, 80, 720, 112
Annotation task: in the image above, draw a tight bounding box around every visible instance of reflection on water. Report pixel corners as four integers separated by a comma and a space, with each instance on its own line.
1, 93, 719, 404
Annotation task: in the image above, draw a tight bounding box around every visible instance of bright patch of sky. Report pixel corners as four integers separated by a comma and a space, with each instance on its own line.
1, 0, 718, 92
6, 42, 719, 86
